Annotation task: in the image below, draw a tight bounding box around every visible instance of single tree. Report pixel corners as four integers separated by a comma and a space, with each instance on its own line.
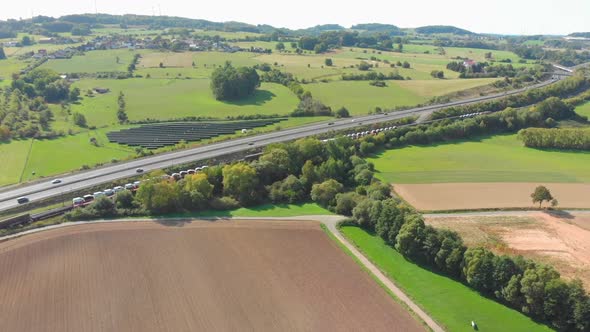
531, 185, 553, 208
0, 47, 6, 60
21, 35, 32, 46
72, 112, 87, 127
324, 58, 333, 66
275, 42, 285, 51
117, 91, 128, 124
335, 107, 350, 118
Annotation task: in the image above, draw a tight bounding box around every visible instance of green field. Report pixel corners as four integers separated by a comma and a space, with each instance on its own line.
306, 80, 426, 114
41, 49, 146, 73
21, 130, 135, 183
71, 78, 300, 126
162, 202, 333, 218
0, 139, 32, 185
305, 78, 496, 115
369, 134, 590, 183
0, 57, 27, 79
341, 226, 553, 332
575, 101, 590, 118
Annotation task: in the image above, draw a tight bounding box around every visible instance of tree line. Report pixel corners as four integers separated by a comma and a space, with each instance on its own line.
518, 127, 590, 150
255, 67, 336, 117
342, 71, 404, 81
446, 61, 546, 81
355, 96, 579, 156
430, 75, 589, 120
347, 199, 589, 331
66, 131, 590, 330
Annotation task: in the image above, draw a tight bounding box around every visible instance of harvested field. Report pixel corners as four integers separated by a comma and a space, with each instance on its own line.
394, 182, 590, 211
425, 212, 590, 288
0, 220, 422, 332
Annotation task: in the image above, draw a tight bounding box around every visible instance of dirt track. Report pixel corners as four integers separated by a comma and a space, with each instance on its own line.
0, 220, 423, 332
395, 182, 590, 211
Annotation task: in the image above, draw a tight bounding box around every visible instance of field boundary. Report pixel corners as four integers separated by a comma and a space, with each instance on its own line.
17, 139, 34, 184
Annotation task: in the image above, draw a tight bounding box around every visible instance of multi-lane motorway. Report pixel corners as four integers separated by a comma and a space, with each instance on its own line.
0, 77, 564, 212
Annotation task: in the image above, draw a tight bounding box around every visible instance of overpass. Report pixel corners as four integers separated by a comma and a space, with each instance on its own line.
0, 67, 579, 213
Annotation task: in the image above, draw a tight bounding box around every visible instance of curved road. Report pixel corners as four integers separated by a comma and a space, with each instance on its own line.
0, 78, 561, 212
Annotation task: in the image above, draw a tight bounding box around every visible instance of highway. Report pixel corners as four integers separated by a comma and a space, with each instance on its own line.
0, 77, 562, 212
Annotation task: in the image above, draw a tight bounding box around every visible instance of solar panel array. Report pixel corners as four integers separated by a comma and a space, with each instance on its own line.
107, 119, 283, 149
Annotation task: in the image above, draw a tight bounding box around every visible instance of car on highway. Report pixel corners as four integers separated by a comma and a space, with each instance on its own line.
328, 122, 334, 125
93, 191, 106, 199
16, 197, 29, 204
248, 142, 254, 145
51, 179, 62, 184
103, 188, 115, 196
136, 168, 144, 173
113, 186, 124, 193
83, 194, 94, 202
124, 183, 135, 190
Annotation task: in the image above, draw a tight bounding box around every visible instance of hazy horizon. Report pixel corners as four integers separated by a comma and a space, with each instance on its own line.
1, 0, 589, 36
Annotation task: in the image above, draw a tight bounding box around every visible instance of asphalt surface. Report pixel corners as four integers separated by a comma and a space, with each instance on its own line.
0, 78, 560, 212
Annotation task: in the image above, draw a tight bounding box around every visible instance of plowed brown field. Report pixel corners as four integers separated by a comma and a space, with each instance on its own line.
0, 220, 423, 332
395, 182, 590, 211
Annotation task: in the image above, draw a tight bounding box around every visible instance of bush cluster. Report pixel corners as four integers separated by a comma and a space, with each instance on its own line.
518, 127, 590, 150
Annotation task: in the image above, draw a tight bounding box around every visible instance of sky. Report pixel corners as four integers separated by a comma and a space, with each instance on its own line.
1, 0, 589, 35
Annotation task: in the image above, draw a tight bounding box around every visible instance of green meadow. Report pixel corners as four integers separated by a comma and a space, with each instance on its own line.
369, 134, 590, 183
575, 101, 590, 118
71, 78, 300, 126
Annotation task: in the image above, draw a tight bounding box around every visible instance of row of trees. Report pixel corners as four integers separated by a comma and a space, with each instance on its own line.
518, 127, 590, 150
342, 71, 404, 81
355, 97, 578, 156
297, 31, 407, 53
256, 67, 334, 117
348, 198, 589, 330
446, 61, 546, 80
430, 75, 589, 120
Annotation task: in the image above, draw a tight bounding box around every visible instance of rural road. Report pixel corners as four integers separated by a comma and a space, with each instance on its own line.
0, 215, 445, 332
0, 77, 562, 212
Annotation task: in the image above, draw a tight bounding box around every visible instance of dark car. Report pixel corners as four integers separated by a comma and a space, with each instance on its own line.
16, 197, 29, 204
136, 168, 144, 173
